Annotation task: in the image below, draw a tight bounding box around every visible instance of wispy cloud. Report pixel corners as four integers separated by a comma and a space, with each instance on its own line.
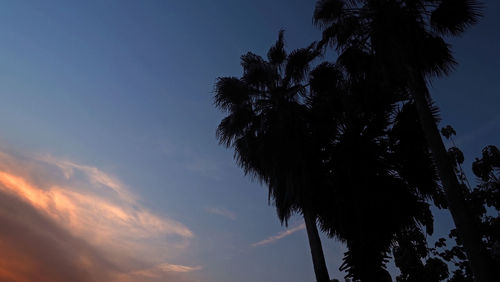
131, 263, 202, 277
0, 149, 198, 282
122, 263, 202, 282
205, 207, 236, 220
185, 158, 222, 181
252, 223, 306, 247
37, 154, 135, 203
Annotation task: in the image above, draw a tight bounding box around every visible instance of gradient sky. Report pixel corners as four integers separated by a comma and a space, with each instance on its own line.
0, 1, 499, 281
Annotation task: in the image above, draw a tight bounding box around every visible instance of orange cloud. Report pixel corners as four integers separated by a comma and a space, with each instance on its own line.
0, 190, 117, 282
0, 150, 199, 282
129, 263, 203, 279
37, 154, 135, 203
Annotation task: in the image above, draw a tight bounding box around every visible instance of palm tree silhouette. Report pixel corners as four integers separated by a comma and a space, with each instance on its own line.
313, 1, 495, 281
214, 32, 331, 282
307, 59, 442, 281
215, 32, 447, 281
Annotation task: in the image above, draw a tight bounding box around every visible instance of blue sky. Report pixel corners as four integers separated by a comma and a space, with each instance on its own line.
0, 1, 498, 281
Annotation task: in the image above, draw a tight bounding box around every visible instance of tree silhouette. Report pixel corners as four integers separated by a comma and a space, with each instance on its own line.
393, 226, 450, 282
390, 128, 500, 282
214, 32, 331, 282
436, 129, 500, 281
313, 1, 496, 281
307, 58, 443, 281
215, 31, 450, 281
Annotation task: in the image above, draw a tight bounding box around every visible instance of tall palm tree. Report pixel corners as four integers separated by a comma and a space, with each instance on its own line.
216, 31, 446, 282
214, 32, 331, 282
308, 59, 442, 281
313, 1, 496, 281
215, 31, 446, 282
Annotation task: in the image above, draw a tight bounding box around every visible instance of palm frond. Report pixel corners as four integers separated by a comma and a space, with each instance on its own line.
427, 95, 442, 124
419, 35, 457, 77
284, 42, 319, 85
310, 62, 344, 91
313, 0, 346, 27
337, 47, 371, 78
214, 77, 250, 111
389, 102, 445, 207
431, 0, 483, 35
317, 14, 364, 51
216, 106, 254, 147
267, 30, 287, 67
240, 52, 277, 90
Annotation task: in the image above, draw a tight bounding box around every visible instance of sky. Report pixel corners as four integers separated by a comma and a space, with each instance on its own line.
0, 1, 498, 281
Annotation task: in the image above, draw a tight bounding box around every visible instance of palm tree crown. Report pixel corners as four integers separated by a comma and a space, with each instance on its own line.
215, 32, 332, 282
215, 31, 320, 222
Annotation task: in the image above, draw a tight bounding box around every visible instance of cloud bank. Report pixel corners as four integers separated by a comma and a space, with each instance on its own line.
0, 150, 199, 282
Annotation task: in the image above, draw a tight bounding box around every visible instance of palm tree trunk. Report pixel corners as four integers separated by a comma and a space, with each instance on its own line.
411, 75, 497, 282
303, 210, 331, 282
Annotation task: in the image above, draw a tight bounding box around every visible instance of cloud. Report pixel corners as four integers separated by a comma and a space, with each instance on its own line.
185, 158, 222, 180
37, 154, 135, 203
0, 149, 198, 282
130, 263, 202, 278
252, 223, 306, 247
0, 190, 119, 282
205, 207, 236, 220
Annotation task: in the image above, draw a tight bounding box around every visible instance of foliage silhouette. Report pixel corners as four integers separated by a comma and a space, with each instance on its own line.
434, 128, 500, 281
307, 57, 444, 281
215, 31, 331, 282
215, 1, 496, 280
215, 31, 449, 281
388, 128, 500, 282
313, 1, 496, 281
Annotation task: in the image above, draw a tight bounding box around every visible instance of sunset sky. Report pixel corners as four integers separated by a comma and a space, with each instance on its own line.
0, 1, 499, 281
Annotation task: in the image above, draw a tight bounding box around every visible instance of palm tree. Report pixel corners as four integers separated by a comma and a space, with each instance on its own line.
313, 1, 496, 281
215, 31, 446, 282
308, 59, 441, 281
214, 32, 331, 282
